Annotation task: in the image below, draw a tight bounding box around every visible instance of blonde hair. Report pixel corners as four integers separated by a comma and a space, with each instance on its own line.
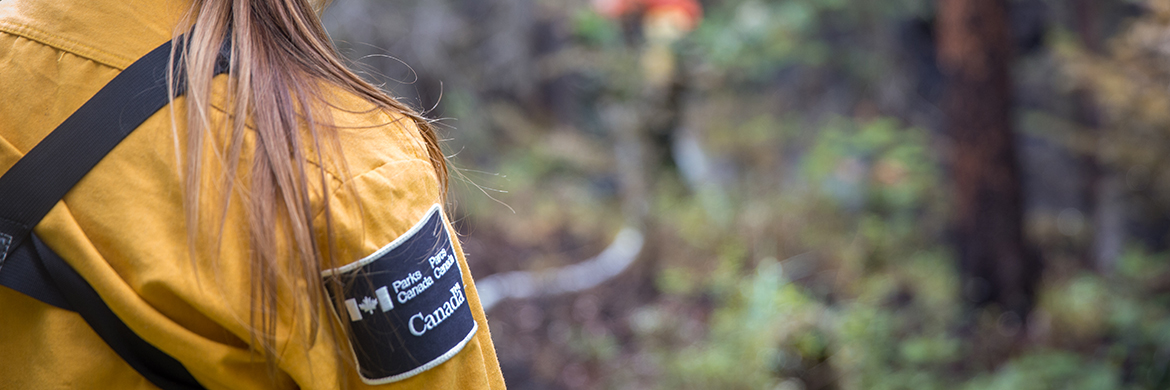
170, 0, 447, 383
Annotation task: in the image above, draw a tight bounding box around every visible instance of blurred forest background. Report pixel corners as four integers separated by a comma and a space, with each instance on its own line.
323, 0, 1170, 388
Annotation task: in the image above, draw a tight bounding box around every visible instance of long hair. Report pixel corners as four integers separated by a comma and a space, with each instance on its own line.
169, 0, 448, 382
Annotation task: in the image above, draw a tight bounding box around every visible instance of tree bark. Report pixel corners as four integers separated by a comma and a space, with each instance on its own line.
937, 0, 1040, 315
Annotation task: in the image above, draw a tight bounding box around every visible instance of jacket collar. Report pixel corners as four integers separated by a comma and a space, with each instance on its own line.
0, 0, 190, 69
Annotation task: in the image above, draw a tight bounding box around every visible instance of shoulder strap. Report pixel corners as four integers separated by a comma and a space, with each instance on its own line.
0, 38, 228, 390
0, 39, 185, 255
32, 234, 206, 390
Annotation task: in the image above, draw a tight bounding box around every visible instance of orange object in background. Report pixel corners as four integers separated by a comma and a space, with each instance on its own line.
643, 0, 702, 32
592, 0, 703, 85
593, 0, 703, 32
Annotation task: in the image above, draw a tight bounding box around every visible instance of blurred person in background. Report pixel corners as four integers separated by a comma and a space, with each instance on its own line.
0, 0, 505, 388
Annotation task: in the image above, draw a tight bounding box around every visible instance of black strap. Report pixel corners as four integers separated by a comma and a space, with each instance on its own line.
33, 235, 205, 390
0, 37, 229, 390
0, 236, 71, 309
0, 40, 182, 256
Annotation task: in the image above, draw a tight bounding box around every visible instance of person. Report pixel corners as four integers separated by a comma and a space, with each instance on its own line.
0, 0, 506, 388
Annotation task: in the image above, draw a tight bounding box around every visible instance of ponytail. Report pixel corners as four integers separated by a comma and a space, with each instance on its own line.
170, 0, 448, 383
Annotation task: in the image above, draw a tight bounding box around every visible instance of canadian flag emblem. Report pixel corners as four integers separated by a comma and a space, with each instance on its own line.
344, 286, 395, 321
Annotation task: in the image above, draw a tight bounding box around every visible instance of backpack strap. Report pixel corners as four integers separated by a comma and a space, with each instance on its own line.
0, 37, 229, 390
32, 234, 207, 389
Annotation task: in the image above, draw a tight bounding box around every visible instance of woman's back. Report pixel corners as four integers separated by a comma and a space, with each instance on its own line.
0, 0, 505, 388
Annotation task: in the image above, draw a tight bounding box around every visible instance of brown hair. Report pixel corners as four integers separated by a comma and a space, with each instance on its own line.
169, 0, 447, 383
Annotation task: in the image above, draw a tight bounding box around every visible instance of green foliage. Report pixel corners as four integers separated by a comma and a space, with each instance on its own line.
326, 0, 1170, 388
640, 111, 1170, 389
1058, 0, 1170, 203
570, 9, 624, 48
638, 115, 953, 388
690, 0, 929, 82
659, 258, 818, 389
478, 0, 1170, 385
961, 352, 1120, 390
800, 117, 940, 214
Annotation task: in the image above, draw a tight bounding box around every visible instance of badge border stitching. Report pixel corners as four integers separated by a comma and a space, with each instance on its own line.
321, 203, 444, 278
358, 322, 478, 385
321, 203, 478, 384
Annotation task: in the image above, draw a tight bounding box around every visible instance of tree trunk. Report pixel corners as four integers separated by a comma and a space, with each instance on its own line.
937, 0, 1040, 316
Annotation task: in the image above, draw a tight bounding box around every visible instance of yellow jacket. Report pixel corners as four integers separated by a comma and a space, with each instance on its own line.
0, 0, 505, 388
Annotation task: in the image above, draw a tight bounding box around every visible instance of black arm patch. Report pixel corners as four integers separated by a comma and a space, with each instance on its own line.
321, 204, 477, 384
